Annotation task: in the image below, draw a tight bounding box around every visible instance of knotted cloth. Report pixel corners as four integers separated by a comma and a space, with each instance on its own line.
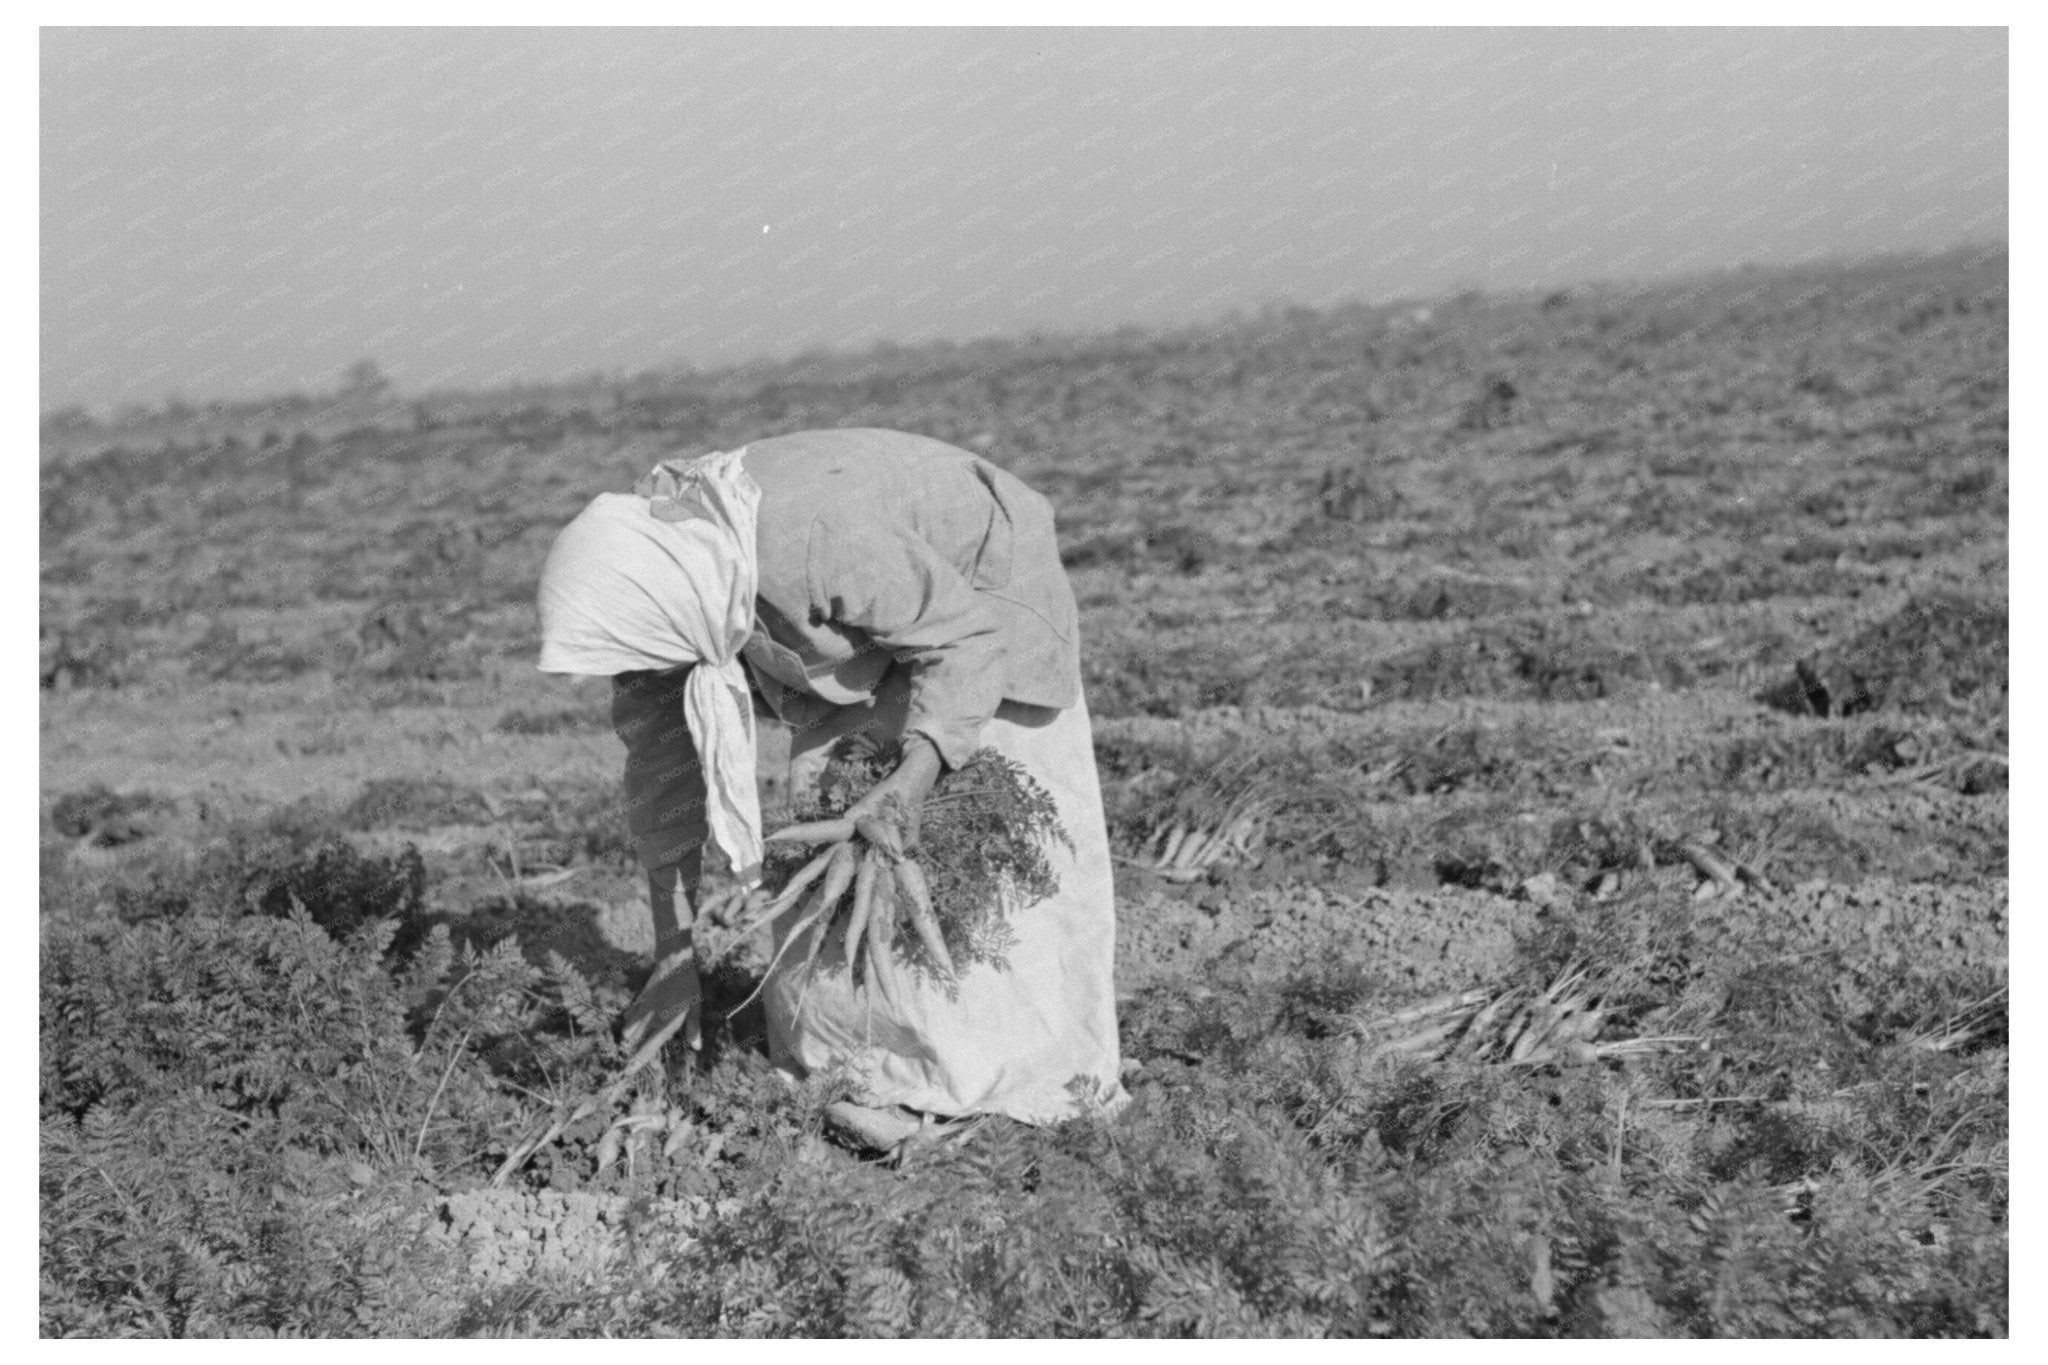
536, 448, 764, 882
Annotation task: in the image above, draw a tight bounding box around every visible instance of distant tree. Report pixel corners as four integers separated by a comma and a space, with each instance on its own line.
40, 405, 97, 437
343, 358, 393, 397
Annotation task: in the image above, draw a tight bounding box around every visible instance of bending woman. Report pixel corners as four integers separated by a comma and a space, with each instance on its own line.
535, 429, 1126, 1145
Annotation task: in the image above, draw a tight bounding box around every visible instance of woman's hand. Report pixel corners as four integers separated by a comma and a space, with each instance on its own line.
841, 734, 943, 850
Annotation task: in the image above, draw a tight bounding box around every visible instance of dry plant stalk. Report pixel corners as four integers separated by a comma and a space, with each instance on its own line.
1894, 985, 2007, 1054
1345, 960, 1704, 1070
1121, 774, 1274, 883
490, 978, 698, 1188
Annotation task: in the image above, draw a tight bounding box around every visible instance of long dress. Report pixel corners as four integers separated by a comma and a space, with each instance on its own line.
608, 429, 1127, 1123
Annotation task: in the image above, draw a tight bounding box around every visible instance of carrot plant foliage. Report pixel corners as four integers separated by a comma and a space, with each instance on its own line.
42, 249, 2005, 1336
40, 844, 2006, 1336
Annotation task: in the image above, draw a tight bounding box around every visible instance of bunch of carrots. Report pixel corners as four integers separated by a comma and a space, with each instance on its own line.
747, 798, 956, 983
698, 793, 961, 1028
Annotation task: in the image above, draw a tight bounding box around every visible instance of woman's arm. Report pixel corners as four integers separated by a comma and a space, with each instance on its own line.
807, 522, 1009, 770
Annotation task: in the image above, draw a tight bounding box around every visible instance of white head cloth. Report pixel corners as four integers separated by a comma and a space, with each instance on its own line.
536, 448, 763, 883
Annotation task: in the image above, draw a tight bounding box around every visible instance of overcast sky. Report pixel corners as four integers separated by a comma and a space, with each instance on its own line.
41, 26, 2007, 412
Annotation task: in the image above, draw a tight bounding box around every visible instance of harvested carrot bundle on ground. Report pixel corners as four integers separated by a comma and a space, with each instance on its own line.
768, 735, 1072, 978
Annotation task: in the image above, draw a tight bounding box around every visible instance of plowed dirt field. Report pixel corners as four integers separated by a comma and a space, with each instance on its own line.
41, 247, 2006, 1336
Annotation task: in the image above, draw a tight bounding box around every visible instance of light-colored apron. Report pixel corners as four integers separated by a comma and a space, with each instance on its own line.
758, 667, 1127, 1124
